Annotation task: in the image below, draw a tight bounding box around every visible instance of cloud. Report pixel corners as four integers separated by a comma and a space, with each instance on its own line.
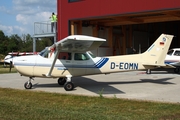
12, 0, 57, 15
16, 14, 28, 25
1, 0, 57, 36
0, 6, 13, 14
0, 24, 26, 36
0, 25, 13, 35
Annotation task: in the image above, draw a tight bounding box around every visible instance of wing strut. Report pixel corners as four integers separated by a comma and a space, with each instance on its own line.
45, 48, 59, 77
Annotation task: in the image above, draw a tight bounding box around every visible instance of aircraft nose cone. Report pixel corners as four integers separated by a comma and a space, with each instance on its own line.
12, 55, 36, 76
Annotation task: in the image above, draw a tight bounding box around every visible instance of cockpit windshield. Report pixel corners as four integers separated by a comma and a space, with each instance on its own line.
87, 51, 96, 58
39, 47, 50, 58
167, 49, 174, 55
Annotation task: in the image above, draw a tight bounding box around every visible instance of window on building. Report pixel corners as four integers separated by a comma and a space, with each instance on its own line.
69, 0, 83, 3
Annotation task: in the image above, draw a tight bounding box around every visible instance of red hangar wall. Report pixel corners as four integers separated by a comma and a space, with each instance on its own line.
57, 0, 180, 55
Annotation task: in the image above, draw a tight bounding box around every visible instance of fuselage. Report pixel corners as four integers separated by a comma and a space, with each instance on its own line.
13, 51, 154, 78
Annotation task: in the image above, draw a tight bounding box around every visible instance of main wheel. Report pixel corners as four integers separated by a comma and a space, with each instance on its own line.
58, 78, 66, 85
24, 82, 32, 89
64, 82, 74, 91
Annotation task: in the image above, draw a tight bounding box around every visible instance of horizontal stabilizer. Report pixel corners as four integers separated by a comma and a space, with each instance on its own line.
142, 63, 175, 68
143, 63, 166, 67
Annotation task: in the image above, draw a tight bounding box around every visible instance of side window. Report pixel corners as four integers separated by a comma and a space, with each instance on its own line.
174, 51, 180, 56
74, 53, 89, 60
58, 52, 71, 60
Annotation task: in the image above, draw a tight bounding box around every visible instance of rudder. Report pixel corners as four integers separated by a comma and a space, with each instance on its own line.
142, 34, 174, 66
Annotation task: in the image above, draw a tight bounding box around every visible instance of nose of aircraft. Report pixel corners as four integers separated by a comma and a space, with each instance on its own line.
13, 55, 37, 76
13, 55, 36, 66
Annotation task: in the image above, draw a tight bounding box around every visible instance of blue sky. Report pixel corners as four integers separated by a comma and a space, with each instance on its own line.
0, 0, 57, 36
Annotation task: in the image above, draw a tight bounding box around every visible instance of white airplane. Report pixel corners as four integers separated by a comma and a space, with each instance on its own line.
165, 48, 180, 73
13, 34, 174, 91
4, 52, 36, 64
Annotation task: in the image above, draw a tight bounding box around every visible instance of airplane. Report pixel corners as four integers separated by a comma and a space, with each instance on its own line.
13, 34, 174, 91
165, 48, 180, 73
4, 52, 38, 64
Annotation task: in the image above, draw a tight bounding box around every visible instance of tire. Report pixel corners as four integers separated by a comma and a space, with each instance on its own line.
24, 82, 32, 89
174, 68, 180, 73
64, 82, 74, 91
58, 78, 66, 85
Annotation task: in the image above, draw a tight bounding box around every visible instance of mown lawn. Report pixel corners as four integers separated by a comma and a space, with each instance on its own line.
0, 88, 180, 120
0, 64, 17, 74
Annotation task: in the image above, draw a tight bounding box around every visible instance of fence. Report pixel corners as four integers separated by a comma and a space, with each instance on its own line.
34, 21, 57, 35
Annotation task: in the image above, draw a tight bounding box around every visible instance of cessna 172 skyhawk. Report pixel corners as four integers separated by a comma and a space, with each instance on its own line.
13, 34, 174, 91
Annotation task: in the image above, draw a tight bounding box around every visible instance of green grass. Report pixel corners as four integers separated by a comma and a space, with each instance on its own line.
0, 88, 180, 120
0, 65, 17, 74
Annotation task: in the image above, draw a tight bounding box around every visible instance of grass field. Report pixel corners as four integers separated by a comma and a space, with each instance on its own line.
0, 64, 17, 74
0, 88, 180, 120
0, 63, 180, 119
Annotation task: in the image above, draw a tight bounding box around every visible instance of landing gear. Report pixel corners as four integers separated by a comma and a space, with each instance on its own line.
23, 76, 75, 91
24, 77, 34, 89
174, 67, 180, 73
146, 69, 151, 74
58, 77, 66, 85
64, 82, 74, 91
58, 75, 74, 91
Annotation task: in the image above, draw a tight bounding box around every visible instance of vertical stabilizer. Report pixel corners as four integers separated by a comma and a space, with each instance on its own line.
142, 34, 174, 66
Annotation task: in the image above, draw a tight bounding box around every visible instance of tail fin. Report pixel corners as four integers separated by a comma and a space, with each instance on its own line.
142, 34, 174, 66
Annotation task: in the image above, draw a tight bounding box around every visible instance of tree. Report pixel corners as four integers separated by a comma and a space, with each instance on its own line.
0, 30, 54, 55
0, 30, 9, 54
36, 38, 53, 52
20, 34, 33, 52
7, 34, 23, 53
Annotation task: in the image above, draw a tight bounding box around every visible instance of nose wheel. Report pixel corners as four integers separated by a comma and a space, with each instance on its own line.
24, 77, 34, 89
24, 82, 32, 89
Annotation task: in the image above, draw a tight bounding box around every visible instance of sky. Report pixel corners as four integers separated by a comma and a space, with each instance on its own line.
0, 0, 57, 36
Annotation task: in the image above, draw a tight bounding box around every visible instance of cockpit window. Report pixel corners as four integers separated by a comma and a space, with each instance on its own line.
39, 47, 50, 58
74, 53, 90, 60
167, 49, 174, 55
88, 51, 96, 58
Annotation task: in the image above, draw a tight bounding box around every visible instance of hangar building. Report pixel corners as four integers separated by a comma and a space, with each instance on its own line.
55, 0, 180, 56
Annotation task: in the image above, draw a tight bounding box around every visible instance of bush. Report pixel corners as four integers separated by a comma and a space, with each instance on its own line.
0, 54, 5, 61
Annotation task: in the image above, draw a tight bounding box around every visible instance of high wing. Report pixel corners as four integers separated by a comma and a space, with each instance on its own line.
52, 35, 106, 52
45, 35, 106, 77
